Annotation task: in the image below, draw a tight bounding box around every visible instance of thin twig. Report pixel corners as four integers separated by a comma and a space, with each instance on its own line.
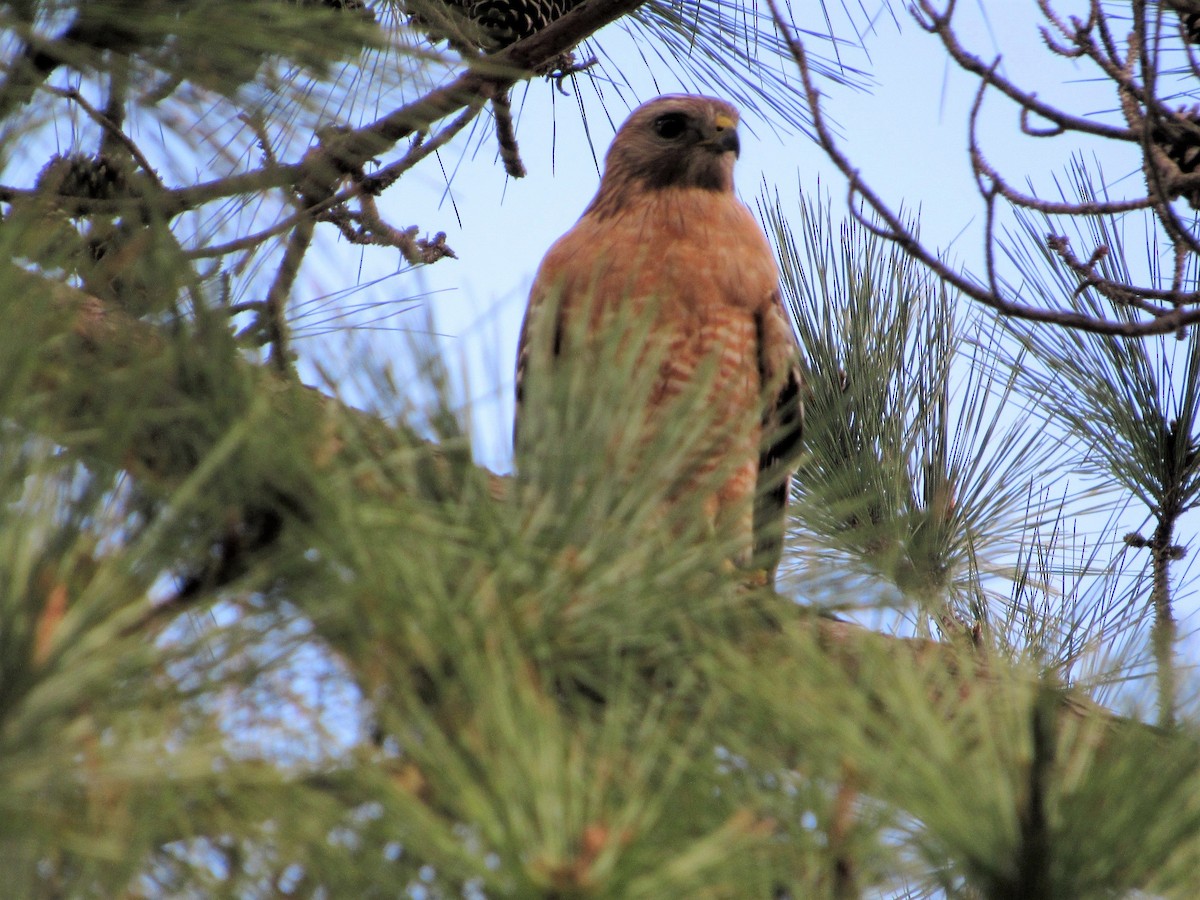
914, 0, 1136, 142
362, 99, 486, 195
261, 219, 315, 375
1149, 511, 1180, 729
24, 0, 645, 223
196, 103, 482, 260
767, 0, 1200, 336
490, 87, 527, 179
48, 84, 164, 191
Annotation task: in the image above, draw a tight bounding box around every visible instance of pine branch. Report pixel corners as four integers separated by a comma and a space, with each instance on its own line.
0, 0, 645, 258
10, 267, 1167, 752
11, 264, 1196, 894
291, 0, 645, 204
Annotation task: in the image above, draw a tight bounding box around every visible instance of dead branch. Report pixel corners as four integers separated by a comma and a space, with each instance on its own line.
7, 0, 644, 367
490, 87, 527, 179
770, 0, 1200, 336
8, 0, 643, 238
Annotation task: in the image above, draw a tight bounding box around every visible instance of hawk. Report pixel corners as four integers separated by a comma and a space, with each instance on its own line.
515, 94, 803, 585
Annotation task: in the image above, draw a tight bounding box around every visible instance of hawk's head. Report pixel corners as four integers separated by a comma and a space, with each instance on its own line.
597, 95, 742, 198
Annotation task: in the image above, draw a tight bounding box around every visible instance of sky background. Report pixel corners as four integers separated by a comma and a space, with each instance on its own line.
16, 0, 1193, 713
283, 0, 1146, 473
287, 0, 1200, 677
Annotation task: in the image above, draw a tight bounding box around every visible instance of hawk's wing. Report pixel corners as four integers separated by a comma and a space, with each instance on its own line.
753, 293, 804, 584
512, 272, 565, 455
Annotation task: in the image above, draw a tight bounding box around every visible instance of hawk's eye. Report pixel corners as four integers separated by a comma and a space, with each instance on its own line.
652, 113, 688, 140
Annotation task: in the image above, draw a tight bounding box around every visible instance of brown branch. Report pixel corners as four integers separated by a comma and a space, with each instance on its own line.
970, 75, 1153, 218
1148, 512, 1180, 730
913, 0, 1136, 142
489, 87, 527, 179
48, 85, 165, 192
361, 98, 488, 195
293, 0, 645, 209
7, 0, 643, 229
215, 0, 633, 270
193, 101, 485, 262
261, 219, 315, 375
769, 0, 1200, 336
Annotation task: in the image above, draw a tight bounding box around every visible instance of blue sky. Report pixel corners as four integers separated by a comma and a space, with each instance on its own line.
286, 1, 1145, 473
11, 0, 1183, 705
280, 1, 1200, 686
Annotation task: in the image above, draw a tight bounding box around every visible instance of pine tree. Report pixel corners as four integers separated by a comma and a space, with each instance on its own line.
1, 1, 1199, 897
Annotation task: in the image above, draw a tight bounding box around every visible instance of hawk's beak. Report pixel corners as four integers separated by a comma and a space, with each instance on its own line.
710, 113, 740, 156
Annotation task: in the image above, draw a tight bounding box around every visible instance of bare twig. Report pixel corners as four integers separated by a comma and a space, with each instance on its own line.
192, 100, 485, 262
48, 85, 165, 192
16, 0, 643, 228
489, 87, 527, 179
768, 0, 1200, 336
913, 0, 1135, 142
188, 203, 328, 260
361, 99, 487, 195
260, 219, 315, 375
326, 194, 458, 264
